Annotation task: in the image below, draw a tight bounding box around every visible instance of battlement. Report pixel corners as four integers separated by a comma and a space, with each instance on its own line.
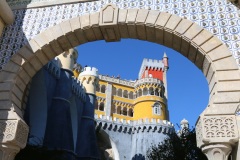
138, 58, 165, 79
99, 75, 135, 87
79, 67, 99, 77
134, 77, 163, 87
45, 57, 61, 79
95, 114, 174, 134
71, 77, 86, 102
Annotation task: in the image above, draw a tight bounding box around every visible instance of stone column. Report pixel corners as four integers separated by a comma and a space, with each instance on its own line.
202, 144, 232, 160
105, 83, 112, 117
0, 144, 20, 160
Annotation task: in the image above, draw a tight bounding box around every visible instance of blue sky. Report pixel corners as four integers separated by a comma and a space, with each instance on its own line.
77, 39, 209, 128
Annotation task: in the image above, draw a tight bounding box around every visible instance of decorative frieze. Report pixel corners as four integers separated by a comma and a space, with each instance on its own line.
196, 115, 239, 148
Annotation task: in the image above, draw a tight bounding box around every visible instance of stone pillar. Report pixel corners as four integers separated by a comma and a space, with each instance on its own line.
0, 144, 20, 160
202, 144, 232, 160
105, 83, 112, 117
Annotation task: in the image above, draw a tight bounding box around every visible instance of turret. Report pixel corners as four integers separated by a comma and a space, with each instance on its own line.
78, 67, 99, 95
162, 52, 169, 70
57, 48, 78, 71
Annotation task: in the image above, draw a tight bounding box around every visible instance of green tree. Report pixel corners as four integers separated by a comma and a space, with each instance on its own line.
147, 127, 207, 160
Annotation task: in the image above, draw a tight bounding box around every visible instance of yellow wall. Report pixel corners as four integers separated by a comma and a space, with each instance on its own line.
94, 79, 168, 121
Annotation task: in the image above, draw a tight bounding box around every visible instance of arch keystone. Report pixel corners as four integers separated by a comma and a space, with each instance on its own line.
100, 4, 120, 42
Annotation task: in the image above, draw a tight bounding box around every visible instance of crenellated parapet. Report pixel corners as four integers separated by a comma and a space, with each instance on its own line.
99, 75, 135, 87
95, 114, 174, 134
134, 78, 163, 88
71, 77, 86, 102
45, 58, 61, 79
78, 67, 99, 95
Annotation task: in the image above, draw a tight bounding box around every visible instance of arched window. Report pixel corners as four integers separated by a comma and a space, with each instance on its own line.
128, 108, 133, 117
123, 90, 128, 98
96, 85, 100, 92
100, 85, 106, 93
138, 89, 142, 97
160, 87, 164, 97
155, 88, 159, 96
111, 105, 115, 114
99, 102, 104, 111
153, 102, 162, 115
95, 101, 98, 110
112, 87, 116, 95
149, 87, 154, 95
117, 88, 122, 97
117, 106, 121, 114
143, 87, 148, 95
129, 91, 133, 99
122, 107, 127, 116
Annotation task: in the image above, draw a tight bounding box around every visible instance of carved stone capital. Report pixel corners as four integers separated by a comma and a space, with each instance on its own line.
202, 143, 232, 160
196, 115, 238, 148
0, 119, 29, 149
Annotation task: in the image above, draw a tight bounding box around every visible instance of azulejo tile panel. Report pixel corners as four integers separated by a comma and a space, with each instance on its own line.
0, 0, 240, 70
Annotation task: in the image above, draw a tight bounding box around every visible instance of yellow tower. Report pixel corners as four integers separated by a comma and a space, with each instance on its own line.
133, 56, 169, 121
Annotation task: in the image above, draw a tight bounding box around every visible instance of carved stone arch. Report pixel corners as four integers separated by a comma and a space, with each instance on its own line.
0, 3, 239, 159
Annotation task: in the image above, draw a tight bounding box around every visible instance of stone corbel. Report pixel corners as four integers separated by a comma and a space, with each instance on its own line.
202, 143, 232, 160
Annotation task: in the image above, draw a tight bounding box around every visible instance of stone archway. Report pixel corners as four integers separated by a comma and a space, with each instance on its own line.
0, 3, 240, 160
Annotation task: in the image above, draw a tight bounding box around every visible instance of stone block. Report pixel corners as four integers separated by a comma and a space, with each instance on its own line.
60, 20, 79, 47
91, 13, 103, 40
206, 64, 215, 84
215, 70, 240, 81
202, 55, 211, 76
214, 56, 239, 71
18, 46, 34, 61
165, 14, 182, 31
145, 10, 160, 26
164, 29, 173, 48
204, 104, 239, 115
81, 14, 96, 41
69, 17, 81, 31
192, 29, 213, 46
0, 92, 11, 100
217, 81, 240, 92
12, 85, 23, 101
118, 9, 129, 38
155, 12, 171, 28
136, 9, 148, 24
145, 25, 156, 42
184, 23, 203, 40
188, 43, 198, 63
209, 73, 216, 93
213, 92, 240, 104
136, 24, 146, 40
207, 44, 232, 62
29, 56, 43, 72
180, 36, 190, 57
35, 50, 50, 65
172, 33, 182, 52
18, 70, 31, 85
15, 76, 26, 92
201, 36, 222, 53
41, 45, 57, 60
0, 82, 13, 91
0, 71, 16, 82
155, 27, 164, 44
195, 49, 205, 69
22, 63, 36, 78
174, 19, 193, 35
2, 60, 21, 73
33, 32, 50, 49
126, 9, 138, 38
136, 9, 148, 39
28, 39, 41, 53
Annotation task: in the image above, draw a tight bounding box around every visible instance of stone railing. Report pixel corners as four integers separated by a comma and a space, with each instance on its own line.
134, 78, 163, 87
99, 75, 135, 87
95, 114, 174, 134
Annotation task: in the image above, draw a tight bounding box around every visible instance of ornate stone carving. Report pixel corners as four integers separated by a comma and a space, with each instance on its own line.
196, 115, 238, 148
202, 143, 232, 160
100, 4, 120, 42
0, 119, 28, 149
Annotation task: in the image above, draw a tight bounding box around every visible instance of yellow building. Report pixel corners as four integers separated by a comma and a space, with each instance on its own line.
94, 54, 169, 121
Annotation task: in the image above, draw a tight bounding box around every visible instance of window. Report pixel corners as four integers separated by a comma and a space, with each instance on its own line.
153, 103, 161, 115
99, 102, 104, 111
